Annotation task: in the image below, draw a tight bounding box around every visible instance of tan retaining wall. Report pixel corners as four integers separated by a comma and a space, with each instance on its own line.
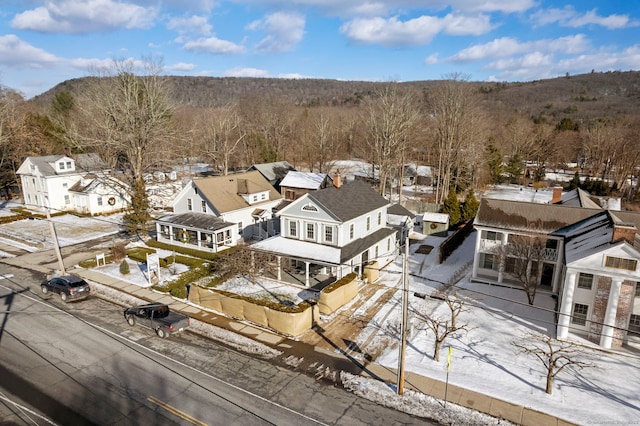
188, 285, 317, 336
318, 276, 359, 315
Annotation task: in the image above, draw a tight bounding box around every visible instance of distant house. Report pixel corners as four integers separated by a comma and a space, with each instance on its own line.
387, 203, 415, 243
279, 171, 333, 201
251, 177, 397, 287
155, 213, 238, 253
473, 190, 640, 349
248, 161, 296, 192
164, 171, 284, 250
16, 154, 128, 215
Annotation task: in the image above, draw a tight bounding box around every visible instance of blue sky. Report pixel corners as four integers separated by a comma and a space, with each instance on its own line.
1, 0, 639, 98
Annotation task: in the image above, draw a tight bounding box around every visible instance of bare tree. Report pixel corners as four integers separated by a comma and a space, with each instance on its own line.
73, 57, 175, 232
425, 74, 482, 204
513, 333, 595, 394
362, 84, 420, 196
199, 104, 246, 175
414, 293, 469, 362
0, 88, 25, 197
493, 228, 549, 305
212, 246, 278, 285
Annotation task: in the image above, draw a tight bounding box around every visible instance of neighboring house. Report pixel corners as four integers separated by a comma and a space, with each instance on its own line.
472, 189, 640, 349
17, 154, 127, 215
248, 161, 296, 192
155, 213, 237, 253
279, 171, 333, 201
387, 203, 415, 243
167, 171, 284, 246
251, 177, 397, 287
422, 212, 449, 236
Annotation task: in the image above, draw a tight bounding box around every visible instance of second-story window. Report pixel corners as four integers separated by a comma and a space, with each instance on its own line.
201, 200, 206, 213
59, 162, 65, 170
187, 198, 193, 211
377, 212, 382, 225
577, 273, 594, 290
289, 221, 297, 237
366, 217, 371, 231
325, 226, 333, 243
307, 223, 314, 240
66, 161, 72, 169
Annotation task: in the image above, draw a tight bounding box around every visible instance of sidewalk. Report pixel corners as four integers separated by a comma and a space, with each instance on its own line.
73, 268, 575, 426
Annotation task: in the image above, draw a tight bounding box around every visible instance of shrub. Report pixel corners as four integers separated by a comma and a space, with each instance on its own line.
126, 247, 157, 263
78, 254, 114, 268
119, 260, 130, 275
111, 244, 127, 262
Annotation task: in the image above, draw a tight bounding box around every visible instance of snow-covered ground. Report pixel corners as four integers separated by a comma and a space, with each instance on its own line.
2, 183, 639, 425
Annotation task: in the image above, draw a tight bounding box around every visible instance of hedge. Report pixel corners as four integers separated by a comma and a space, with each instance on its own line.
321, 272, 358, 294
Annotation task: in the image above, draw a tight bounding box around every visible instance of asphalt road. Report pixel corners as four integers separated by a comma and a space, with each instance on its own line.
0, 264, 431, 425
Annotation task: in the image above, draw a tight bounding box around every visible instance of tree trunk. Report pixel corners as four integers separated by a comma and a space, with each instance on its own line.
546, 370, 554, 394
433, 339, 443, 362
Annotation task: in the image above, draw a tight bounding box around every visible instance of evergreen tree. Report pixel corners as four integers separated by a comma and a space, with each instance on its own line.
506, 154, 523, 182
568, 171, 580, 190
119, 259, 130, 275
442, 187, 461, 226
485, 143, 504, 184
461, 189, 479, 222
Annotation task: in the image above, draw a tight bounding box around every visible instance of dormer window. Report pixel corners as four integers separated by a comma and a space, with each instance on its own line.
605, 256, 637, 271
66, 161, 72, 169
59, 162, 65, 170
302, 204, 318, 212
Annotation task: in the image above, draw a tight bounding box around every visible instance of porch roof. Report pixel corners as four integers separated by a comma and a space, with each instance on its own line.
156, 213, 235, 232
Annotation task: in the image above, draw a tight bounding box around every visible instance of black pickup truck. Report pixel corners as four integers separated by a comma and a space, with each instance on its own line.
123, 302, 190, 338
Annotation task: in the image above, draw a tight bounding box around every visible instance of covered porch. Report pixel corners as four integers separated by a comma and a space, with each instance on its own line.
155, 212, 238, 253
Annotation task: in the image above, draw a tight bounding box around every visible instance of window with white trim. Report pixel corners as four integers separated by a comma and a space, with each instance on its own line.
64, 195, 70, 205
59, 162, 65, 170
302, 204, 318, 212
577, 273, 594, 290
306, 223, 315, 240
97, 197, 103, 206
605, 256, 637, 271
201, 200, 206, 213
324, 226, 333, 243
187, 198, 193, 211
349, 224, 354, 239
366, 217, 371, 231
481, 253, 497, 270
377, 212, 382, 225
571, 303, 589, 326
289, 221, 297, 237
484, 230, 501, 241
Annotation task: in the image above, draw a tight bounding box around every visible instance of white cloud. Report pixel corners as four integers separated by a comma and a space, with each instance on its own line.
223, 67, 269, 77
248, 12, 306, 53
531, 6, 636, 30
340, 13, 491, 47
424, 53, 439, 64
167, 15, 212, 36
68, 57, 116, 71
450, 34, 590, 62
10, 0, 158, 33
278, 73, 311, 79
183, 37, 246, 54
167, 62, 197, 72
0, 35, 59, 68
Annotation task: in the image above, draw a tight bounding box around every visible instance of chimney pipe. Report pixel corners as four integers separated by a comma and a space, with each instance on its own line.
552, 186, 563, 204
333, 171, 341, 189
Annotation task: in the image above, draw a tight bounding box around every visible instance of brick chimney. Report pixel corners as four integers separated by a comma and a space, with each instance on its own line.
333, 171, 341, 189
612, 224, 637, 245
552, 186, 563, 204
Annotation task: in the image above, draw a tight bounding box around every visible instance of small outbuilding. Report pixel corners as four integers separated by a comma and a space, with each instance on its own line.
422, 212, 449, 236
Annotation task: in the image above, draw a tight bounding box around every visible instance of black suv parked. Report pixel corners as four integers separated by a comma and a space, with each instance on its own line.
41, 275, 91, 302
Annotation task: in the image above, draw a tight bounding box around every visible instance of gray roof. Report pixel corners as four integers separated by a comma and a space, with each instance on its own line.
388, 203, 416, 218
25, 153, 107, 177
249, 161, 295, 183
156, 213, 235, 231
340, 227, 397, 263
308, 180, 390, 222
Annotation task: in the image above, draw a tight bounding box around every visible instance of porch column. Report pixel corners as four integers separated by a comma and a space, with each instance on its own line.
277, 256, 282, 281
197, 231, 202, 248
304, 261, 310, 287
497, 232, 508, 283
557, 269, 577, 339
472, 230, 481, 279
600, 277, 623, 349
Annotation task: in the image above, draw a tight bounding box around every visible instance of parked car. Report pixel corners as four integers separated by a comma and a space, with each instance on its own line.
41, 275, 91, 302
123, 302, 190, 338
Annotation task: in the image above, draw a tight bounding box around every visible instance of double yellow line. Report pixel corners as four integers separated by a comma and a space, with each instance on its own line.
148, 396, 208, 426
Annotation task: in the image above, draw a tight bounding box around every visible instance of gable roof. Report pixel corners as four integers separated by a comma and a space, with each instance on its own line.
192, 171, 282, 214
280, 171, 329, 190
388, 203, 416, 219
558, 188, 603, 209
475, 197, 604, 234
306, 180, 390, 222
249, 161, 295, 183
19, 153, 108, 177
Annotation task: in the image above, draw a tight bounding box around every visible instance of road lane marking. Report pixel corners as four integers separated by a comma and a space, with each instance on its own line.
148, 396, 207, 426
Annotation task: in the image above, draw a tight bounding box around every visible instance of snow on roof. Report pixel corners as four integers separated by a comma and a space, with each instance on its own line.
251, 236, 342, 264
423, 212, 449, 223
280, 171, 328, 190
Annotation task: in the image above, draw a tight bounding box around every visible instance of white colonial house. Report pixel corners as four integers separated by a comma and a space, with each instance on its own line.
251, 177, 398, 287
473, 188, 640, 349
17, 154, 128, 215
158, 171, 284, 252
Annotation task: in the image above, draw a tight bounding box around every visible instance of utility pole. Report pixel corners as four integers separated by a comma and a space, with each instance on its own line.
397, 235, 409, 395
42, 195, 66, 276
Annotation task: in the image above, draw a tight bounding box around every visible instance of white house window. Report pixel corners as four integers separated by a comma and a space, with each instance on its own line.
302, 204, 318, 212
97, 197, 103, 206
505, 256, 517, 273
261, 193, 266, 200
30, 164, 35, 171
481, 253, 497, 270
577, 273, 594, 290
629, 314, 640, 336
66, 161, 72, 169
571, 303, 589, 326
62, 182, 68, 188
59, 162, 65, 170
325, 227, 333, 242
64, 195, 70, 205
187, 198, 193, 211
375, 245, 379, 259
307, 224, 315, 240
289, 221, 297, 237
350, 224, 354, 239
605, 256, 637, 271
484, 230, 500, 241
238, 222, 243, 234
366, 217, 371, 231
377, 212, 382, 225
201, 200, 206, 213
387, 238, 391, 251
252, 195, 258, 202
